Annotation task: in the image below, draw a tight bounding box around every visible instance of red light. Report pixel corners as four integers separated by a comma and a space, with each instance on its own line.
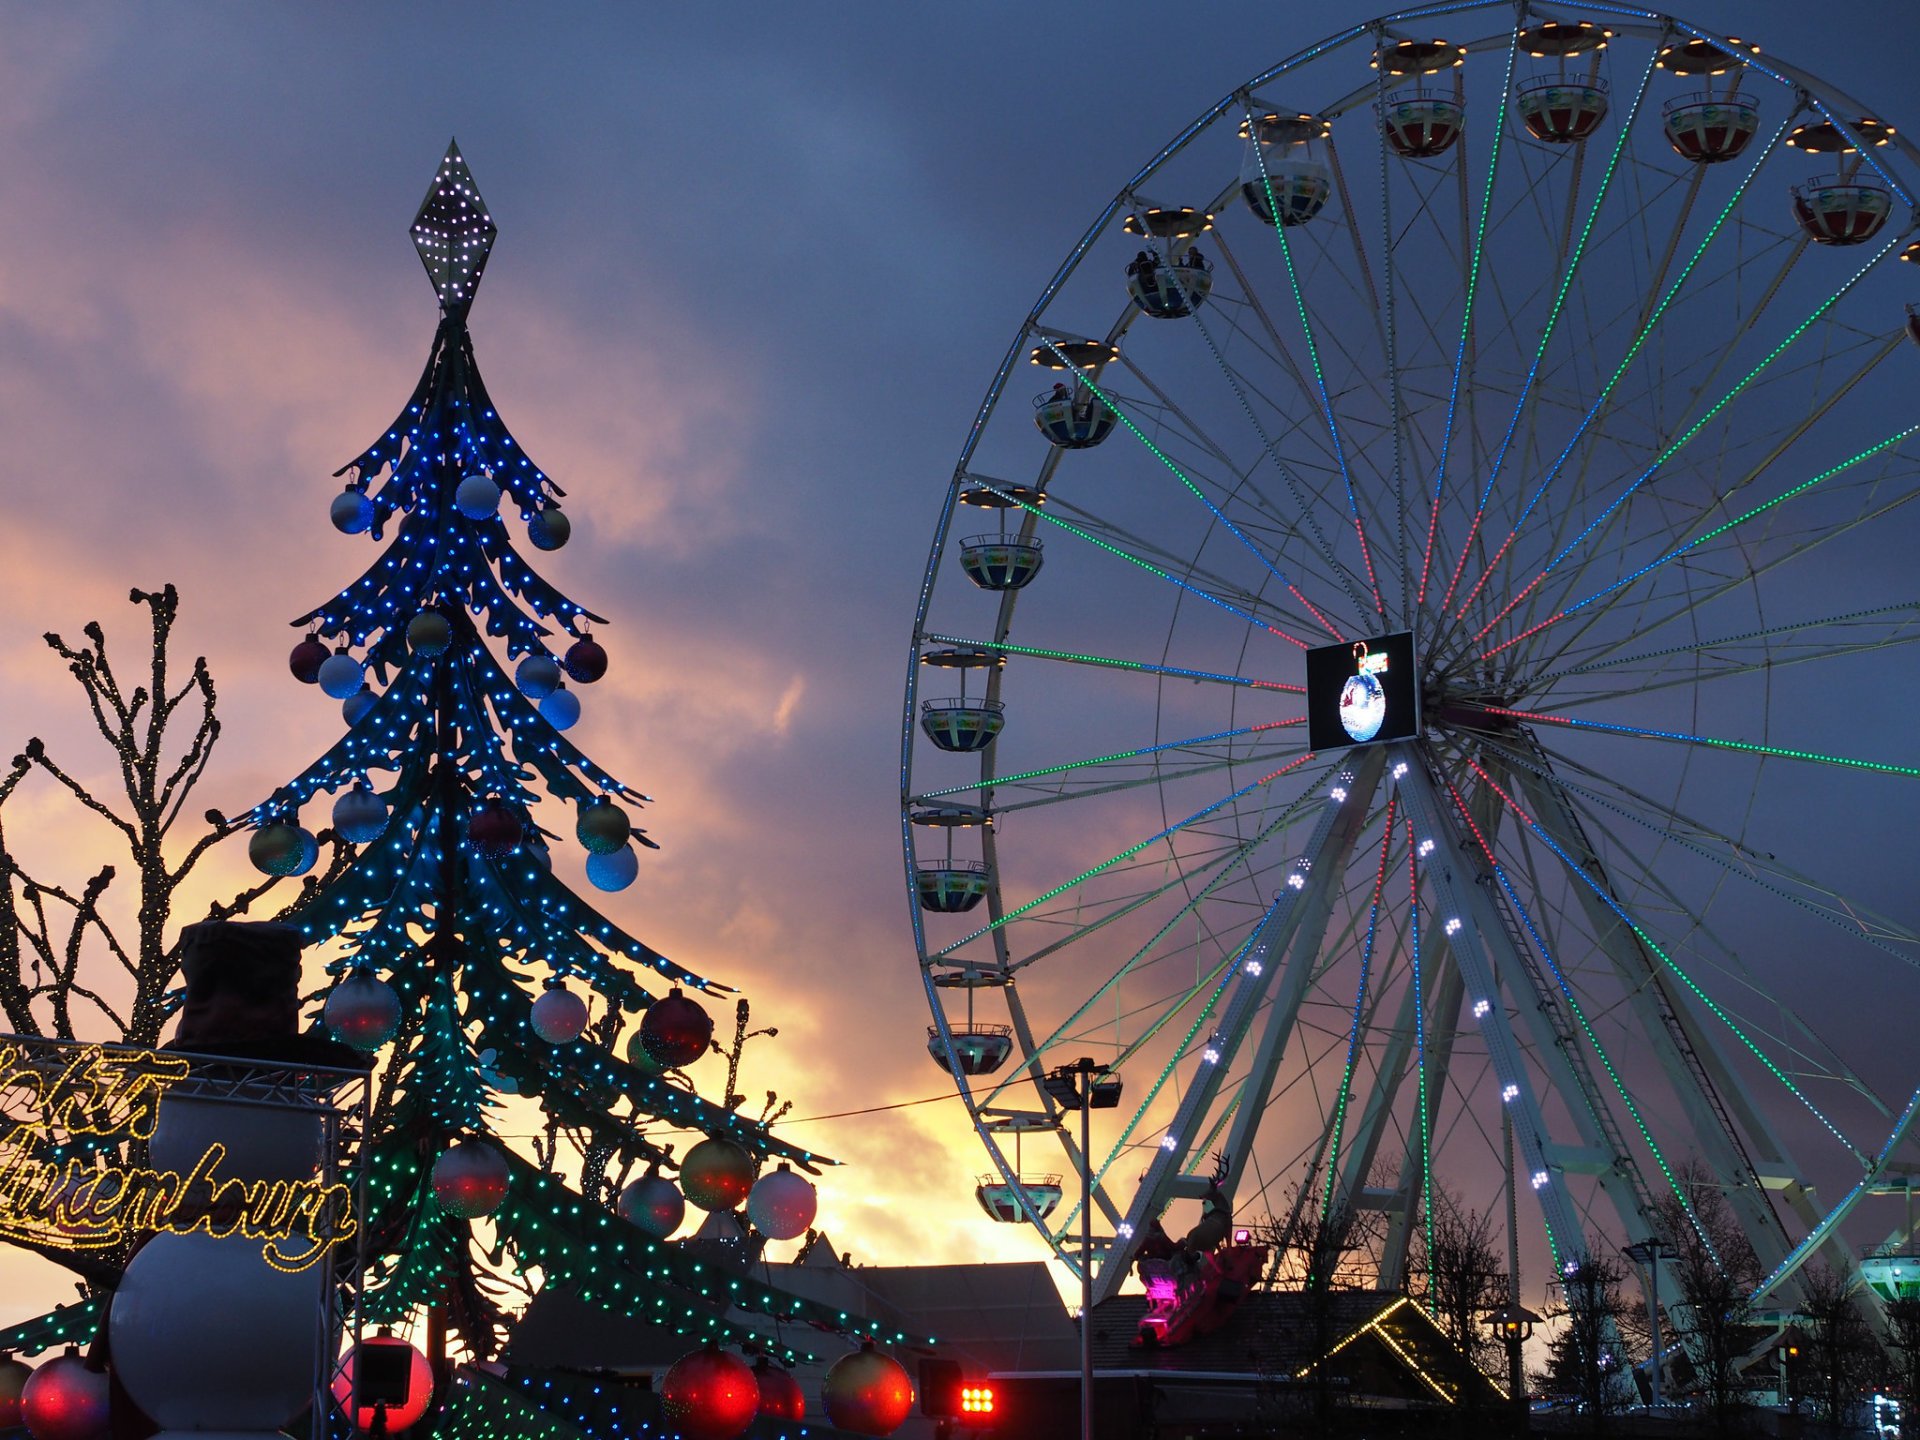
961, 1385, 995, 1415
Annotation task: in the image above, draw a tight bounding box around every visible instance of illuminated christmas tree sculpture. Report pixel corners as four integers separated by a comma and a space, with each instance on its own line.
234, 143, 879, 1369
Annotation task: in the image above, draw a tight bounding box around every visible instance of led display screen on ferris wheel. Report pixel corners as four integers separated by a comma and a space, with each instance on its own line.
1305, 631, 1420, 753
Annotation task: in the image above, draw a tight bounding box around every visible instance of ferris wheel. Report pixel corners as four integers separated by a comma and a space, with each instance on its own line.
902, 3, 1920, 1311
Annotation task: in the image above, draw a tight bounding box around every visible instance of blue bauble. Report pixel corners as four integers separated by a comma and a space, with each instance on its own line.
527, 507, 571, 551
455, 474, 503, 520
587, 845, 640, 892
332, 784, 388, 845
318, 651, 366, 700
330, 488, 375, 535
342, 686, 377, 726
540, 686, 581, 731
516, 654, 562, 700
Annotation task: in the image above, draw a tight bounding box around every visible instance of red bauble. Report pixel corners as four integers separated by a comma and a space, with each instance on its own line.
332, 1337, 433, 1432
640, 988, 713, 1069
679, 1136, 755, 1213
660, 1344, 758, 1440
562, 637, 608, 683
823, 1343, 914, 1437
21, 1352, 109, 1440
467, 798, 523, 858
0, 1356, 32, 1430
289, 634, 329, 685
431, 1139, 512, 1219
754, 1359, 805, 1422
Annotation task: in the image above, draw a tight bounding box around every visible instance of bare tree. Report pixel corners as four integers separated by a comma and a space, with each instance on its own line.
1796, 1264, 1878, 1427
1654, 1161, 1762, 1436
1409, 1189, 1508, 1379
1885, 1297, 1920, 1439
0, 586, 279, 1044
1536, 1252, 1635, 1431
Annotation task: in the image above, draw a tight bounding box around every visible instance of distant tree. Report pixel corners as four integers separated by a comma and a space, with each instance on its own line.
1536, 1252, 1635, 1431
1409, 1189, 1508, 1379
1884, 1296, 1920, 1438
1796, 1264, 1878, 1427
1654, 1161, 1762, 1436
0, 586, 286, 1046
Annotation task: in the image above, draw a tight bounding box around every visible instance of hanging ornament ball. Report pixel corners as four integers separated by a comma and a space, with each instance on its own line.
342, 685, 378, 726
586, 844, 640, 893
679, 1136, 755, 1213
318, 650, 366, 701
467, 798, 523, 859
575, 797, 631, 856
624, 1027, 662, 1071
332, 783, 388, 845
248, 820, 307, 877
747, 1164, 819, 1242
332, 1337, 433, 1433
324, 972, 400, 1052
431, 1139, 512, 1219
527, 506, 571, 551
616, 1172, 686, 1238
289, 825, 319, 878
640, 988, 713, 1070
660, 1344, 758, 1440
824, 1343, 914, 1437
562, 636, 608, 684
289, 635, 329, 685
21, 1352, 109, 1440
530, 983, 589, 1045
515, 653, 562, 700
454, 474, 503, 520
753, 1360, 805, 1423
330, 488, 376, 535
406, 609, 453, 657
540, 685, 581, 731
0, 1356, 32, 1430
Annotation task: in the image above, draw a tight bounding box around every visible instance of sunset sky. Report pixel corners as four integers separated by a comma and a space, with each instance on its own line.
0, 1, 1914, 1332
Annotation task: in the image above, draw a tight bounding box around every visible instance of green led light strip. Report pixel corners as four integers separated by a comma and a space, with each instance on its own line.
1479, 706, 1920, 778
923, 631, 1304, 691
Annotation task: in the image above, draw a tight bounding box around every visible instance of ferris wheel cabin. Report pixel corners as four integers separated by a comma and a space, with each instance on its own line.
1239, 112, 1332, 226
1373, 38, 1466, 159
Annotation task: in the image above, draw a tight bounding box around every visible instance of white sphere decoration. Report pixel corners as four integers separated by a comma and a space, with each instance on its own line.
330, 488, 375, 535
331, 783, 387, 844
323, 971, 401, 1052
617, 1172, 686, 1238
317, 651, 366, 700
406, 609, 453, 656
530, 984, 589, 1044
586, 844, 640, 893
747, 1164, 819, 1241
516, 654, 562, 700
342, 685, 377, 726
540, 685, 581, 730
455, 474, 504, 519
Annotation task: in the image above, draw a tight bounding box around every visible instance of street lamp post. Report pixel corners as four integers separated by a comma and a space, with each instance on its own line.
1487, 1302, 1539, 1433
1623, 1238, 1671, 1409
1044, 1057, 1120, 1440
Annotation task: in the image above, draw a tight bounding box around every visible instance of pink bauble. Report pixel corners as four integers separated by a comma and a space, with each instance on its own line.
467, 798, 523, 858
640, 989, 713, 1069
431, 1140, 511, 1219
823, 1343, 914, 1437
529, 985, 589, 1045
21, 1353, 109, 1440
747, 1165, 818, 1241
616, 1173, 685, 1238
332, 1337, 433, 1432
563, 637, 608, 684
289, 634, 328, 685
324, 972, 401, 1051
660, 1345, 758, 1440
754, 1360, 806, 1422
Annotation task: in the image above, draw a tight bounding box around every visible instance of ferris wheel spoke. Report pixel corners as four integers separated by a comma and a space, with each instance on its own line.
920, 632, 1305, 694
985, 744, 1312, 818
1443, 110, 1800, 635
1439, 46, 1663, 621
915, 719, 1307, 805
1467, 758, 1866, 1164
1471, 237, 1905, 658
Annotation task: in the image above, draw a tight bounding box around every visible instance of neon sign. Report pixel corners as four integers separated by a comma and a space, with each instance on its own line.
0, 1042, 356, 1272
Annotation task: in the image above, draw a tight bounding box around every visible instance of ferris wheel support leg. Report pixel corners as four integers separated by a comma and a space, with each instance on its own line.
1508, 755, 1809, 1277
1390, 746, 1590, 1269
1376, 957, 1467, 1292
1091, 748, 1386, 1307
1330, 950, 1428, 1218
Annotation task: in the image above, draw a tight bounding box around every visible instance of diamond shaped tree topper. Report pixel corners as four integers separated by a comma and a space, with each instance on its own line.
412, 140, 496, 316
